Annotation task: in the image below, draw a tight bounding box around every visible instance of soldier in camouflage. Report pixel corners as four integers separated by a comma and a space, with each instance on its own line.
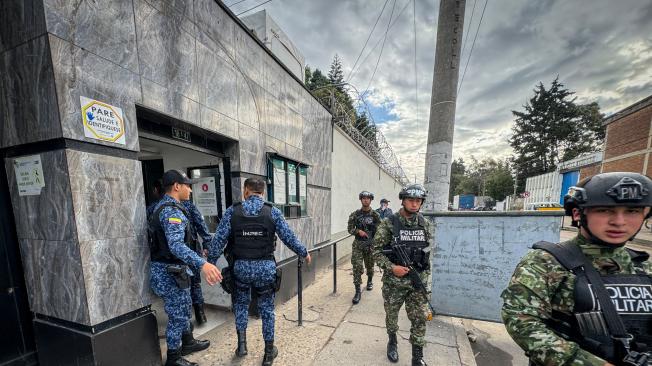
502, 172, 652, 366
373, 184, 432, 366
348, 191, 382, 304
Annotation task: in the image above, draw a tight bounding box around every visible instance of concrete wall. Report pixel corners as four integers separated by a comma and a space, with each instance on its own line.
427, 211, 563, 322
330, 126, 403, 259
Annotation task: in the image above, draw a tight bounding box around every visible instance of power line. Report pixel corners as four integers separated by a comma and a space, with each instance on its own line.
457, 0, 488, 95
362, 0, 398, 97
350, 0, 411, 85
346, 0, 391, 83
459, 0, 478, 63
236, 0, 273, 16
413, 0, 418, 130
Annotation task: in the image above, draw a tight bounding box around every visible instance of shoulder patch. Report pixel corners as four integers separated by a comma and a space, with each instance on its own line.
168, 217, 182, 224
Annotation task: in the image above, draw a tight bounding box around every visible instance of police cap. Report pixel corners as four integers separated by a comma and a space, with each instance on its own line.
380, 198, 389, 204
162, 170, 196, 187
563, 172, 652, 215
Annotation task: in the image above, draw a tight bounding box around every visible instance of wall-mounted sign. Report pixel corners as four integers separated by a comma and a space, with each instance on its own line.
80, 96, 126, 145
192, 178, 218, 216
13, 155, 45, 196
172, 127, 191, 143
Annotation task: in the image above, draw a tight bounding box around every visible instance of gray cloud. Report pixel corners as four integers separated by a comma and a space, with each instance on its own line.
239, 0, 652, 181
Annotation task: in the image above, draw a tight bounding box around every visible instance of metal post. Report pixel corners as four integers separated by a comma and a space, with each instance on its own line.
297, 256, 303, 326
333, 243, 337, 294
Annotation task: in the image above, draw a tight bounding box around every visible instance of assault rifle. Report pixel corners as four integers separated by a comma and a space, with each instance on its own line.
383, 241, 436, 321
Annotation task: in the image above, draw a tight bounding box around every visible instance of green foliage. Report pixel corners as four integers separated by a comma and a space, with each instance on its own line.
509, 78, 604, 192
451, 157, 514, 202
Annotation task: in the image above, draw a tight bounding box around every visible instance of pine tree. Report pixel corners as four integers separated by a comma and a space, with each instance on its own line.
328, 54, 345, 91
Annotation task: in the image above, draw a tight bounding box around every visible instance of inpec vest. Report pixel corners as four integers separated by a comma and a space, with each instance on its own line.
355, 209, 378, 241
534, 241, 652, 362
148, 202, 197, 265
229, 202, 276, 260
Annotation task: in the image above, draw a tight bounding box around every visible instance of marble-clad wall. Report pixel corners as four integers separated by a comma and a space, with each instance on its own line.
0, 0, 47, 53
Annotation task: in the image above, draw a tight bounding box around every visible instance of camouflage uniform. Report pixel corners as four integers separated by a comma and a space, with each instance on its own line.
149, 195, 206, 351
348, 209, 381, 286
501, 234, 652, 365
373, 213, 432, 347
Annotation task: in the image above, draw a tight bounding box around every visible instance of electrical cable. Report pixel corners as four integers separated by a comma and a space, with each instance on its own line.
412, 0, 418, 130
459, 0, 478, 64
236, 0, 273, 16
346, 0, 391, 83
362, 0, 398, 97
457, 0, 488, 95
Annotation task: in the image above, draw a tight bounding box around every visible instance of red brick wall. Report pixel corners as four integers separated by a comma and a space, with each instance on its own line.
602, 154, 645, 173
604, 106, 651, 160
579, 164, 601, 179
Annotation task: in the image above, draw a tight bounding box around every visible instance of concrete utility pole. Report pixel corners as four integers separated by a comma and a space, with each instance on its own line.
423, 0, 466, 213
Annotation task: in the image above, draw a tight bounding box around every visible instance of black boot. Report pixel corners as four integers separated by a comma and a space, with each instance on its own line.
181, 331, 210, 356
352, 285, 362, 304
366, 275, 373, 291
165, 348, 198, 366
387, 333, 399, 363
412, 344, 427, 366
261, 341, 278, 366
235, 329, 248, 357
194, 303, 207, 325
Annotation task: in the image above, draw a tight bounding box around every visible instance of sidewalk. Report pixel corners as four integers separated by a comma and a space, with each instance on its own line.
186, 263, 476, 366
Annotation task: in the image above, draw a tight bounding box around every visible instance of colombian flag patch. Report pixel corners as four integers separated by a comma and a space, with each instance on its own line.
168, 217, 182, 224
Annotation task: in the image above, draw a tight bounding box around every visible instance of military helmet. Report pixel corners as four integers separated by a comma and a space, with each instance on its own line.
399, 184, 428, 201
563, 172, 652, 216
359, 191, 374, 200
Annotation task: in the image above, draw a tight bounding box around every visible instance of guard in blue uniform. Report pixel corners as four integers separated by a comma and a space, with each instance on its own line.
147, 179, 214, 324
182, 200, 213, 324
208, 177, 311, 366
149, 170, 222, 366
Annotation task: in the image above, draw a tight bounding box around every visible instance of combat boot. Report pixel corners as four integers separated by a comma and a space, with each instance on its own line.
235, 329, 248, 357
165, 348, 198, 366
194, 303, 207, 324
387, 333, 399, 363
261, 341, 278, 366
366, 274, 373, 290
411, 344, 427, 366
352, 285, 362, 304
181, 331, 210, 355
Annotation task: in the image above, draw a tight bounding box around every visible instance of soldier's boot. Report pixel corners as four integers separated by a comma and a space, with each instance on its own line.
261, 341, 278, 366
181, 331, 210, 355
366, 275, 373, 291
352, 285, 362, 304
165, 349, 198, 366
193, 303, 207, 325
411, 344, 427, 366
235, 330, 248, 357
387, 333, 399, 363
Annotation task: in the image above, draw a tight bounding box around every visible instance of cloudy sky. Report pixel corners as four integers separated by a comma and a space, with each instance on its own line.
229, 0, 652, 182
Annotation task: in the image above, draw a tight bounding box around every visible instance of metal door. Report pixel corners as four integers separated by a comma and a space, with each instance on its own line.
188, 165, 223, 233
559, 170, 580, 204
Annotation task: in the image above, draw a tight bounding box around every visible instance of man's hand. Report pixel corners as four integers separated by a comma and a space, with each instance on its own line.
358, 230, 368, 238
391, 265, 410, 277
305, 253, 312, 265
201, 262, 222, 285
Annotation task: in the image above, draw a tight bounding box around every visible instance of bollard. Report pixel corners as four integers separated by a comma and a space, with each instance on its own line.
333, 243, 337, 294
297, 256, 303, 326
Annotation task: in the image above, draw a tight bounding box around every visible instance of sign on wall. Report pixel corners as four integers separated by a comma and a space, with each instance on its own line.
192, 178, 218, 216
13, 155, 45, 196
80, 96, 126, 145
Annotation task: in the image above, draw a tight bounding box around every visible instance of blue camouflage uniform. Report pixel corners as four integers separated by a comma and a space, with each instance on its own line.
149, 194, 207, 351
208, 195, 308, 341
182, 200, 213, 305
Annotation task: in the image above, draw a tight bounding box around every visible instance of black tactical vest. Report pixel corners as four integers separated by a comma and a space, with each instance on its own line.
383, 213, 429, 270
229, 202, 276, 260
534, 242, 652, 361
148, 202, 197, 265
355, 209, 378, 241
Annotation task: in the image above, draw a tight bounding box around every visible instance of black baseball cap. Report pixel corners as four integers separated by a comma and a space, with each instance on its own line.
380, 198, 389, 203
162, 170, 196, 186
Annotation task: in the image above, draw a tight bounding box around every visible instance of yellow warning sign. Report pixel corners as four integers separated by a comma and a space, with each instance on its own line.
80, 96, 126, 145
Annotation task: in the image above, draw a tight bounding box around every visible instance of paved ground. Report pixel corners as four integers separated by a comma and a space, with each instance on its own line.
183, 263, 476, 366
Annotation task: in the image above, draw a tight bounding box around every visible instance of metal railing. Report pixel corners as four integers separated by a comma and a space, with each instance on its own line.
294, 234, 352, 326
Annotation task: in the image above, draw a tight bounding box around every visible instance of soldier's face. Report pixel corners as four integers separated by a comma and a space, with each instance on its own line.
177, 183, 192, 201
576, 206, 649, 244
360, 197, 372, 207
402, 198, 423, 213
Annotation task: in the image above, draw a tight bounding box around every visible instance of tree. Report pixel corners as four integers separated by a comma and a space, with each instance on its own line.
509, 78, 604, 192
451, 157, 514, 202
328, 54, 345, 91
449, 158, 466, 202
